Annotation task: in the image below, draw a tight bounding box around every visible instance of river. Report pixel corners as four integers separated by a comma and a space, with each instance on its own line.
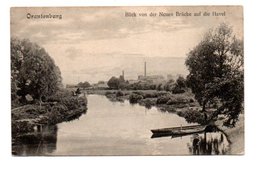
13, 94, 230, 155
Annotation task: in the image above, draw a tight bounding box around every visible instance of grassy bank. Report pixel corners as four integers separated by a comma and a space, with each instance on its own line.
12, 89, 88, 136
216, 114, 244, 154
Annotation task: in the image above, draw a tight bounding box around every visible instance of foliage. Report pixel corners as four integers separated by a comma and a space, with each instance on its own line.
129, 93, 143, 104
155, 77, 186, 94
107, 76, 120, 89
176, 76, 186, 88
156, 93, 193, 105
138, 98, 157, 108
12, 89, 88, 134
166, 96, 191, 105
105, 91, 114, 96
11, 38, 62, 104
156, 83, 164, 91
156, 95, 172, 104
177, 109, 206, 125
170, 76, 186, 94
116, 91, 124, 97
171, 86, 185, 94
126, 82, 156, 90
185, 23, 244, 126
164, 79, 175, 91
78, 81, 91, 88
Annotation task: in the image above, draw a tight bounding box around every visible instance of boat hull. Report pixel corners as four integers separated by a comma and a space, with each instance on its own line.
151, 125, 206, 138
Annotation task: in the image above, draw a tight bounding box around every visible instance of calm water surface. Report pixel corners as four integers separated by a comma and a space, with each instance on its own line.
13, 95, 230, 155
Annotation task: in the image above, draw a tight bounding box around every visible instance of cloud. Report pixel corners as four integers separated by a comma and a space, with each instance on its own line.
11, 6, 243, 45
11, 6, 243, 84
65, 47, 83, 59
11, 7, 193, 45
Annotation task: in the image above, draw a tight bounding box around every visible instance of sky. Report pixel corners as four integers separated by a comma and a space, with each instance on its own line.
11, 6, 243, 84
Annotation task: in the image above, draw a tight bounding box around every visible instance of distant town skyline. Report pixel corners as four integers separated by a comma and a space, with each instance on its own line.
64, 57, 188, 84
11, 7, 243, 84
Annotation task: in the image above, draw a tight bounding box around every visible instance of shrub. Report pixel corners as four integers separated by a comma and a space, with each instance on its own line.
48, 104, 68, 124
157, 91, 170, 97
143, 92, 158, 98
172, 86, 185, 94
105, 91, 113, 96
156, 95, 171, 104
133, 91, 143, 95
178, 109, 205, 124
139, 98, 157, 108
164, 105, 177, 113
129, 94, 143, 104
116, 91, 124, 97
166, 97, 189, 105
46, 89, 71, 102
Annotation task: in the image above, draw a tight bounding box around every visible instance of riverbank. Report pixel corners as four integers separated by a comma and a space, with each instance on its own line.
216, 114, 244, 154
12, 89, 88, 136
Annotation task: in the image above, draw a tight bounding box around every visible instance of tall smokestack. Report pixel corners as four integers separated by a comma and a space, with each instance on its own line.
122, 70, 124, 79
144, 61, 146, 77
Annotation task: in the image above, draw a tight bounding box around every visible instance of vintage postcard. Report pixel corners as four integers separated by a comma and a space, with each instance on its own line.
11, 6, 244, 156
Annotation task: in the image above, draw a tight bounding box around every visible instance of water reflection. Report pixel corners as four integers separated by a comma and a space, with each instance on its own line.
12, 125, 58, 156
187, 131, 230, 155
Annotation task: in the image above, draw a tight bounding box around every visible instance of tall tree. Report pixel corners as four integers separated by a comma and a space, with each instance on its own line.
11, 38, 62, 104
185, 23, 243, 126
107, 76, 120, 89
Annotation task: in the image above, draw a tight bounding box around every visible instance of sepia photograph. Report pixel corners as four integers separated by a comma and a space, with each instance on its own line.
11, 6, 244, 156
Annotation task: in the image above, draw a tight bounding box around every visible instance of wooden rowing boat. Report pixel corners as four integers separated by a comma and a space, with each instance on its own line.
151, 124, 206, 138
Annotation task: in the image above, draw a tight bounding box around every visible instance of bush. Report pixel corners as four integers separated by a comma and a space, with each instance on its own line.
172, 86, 185, 94
105, 91, 113, 96
143, 92, 159, 98
129, 94, 143, 104
178, 109, 205, 124
132, 91, 143, 95
156, 95, 171, 104
157, 91, 170, 97
139, 98, 157, 108
166, 97, 189, 105
48, 104, 68, 124
164, 105, 177, 113
46, 89, 71, 102
116, 91, 124, 97
12, 120, 35, 134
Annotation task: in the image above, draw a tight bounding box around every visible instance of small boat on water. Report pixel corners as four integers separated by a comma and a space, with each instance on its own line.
151, 124, 207, 138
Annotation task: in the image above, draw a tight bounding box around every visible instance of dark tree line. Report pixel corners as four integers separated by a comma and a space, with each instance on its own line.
107, 75, 187, 93
77, 81, 91, 88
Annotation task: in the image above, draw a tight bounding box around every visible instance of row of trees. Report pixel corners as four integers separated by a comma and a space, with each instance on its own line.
11, 38, 62, 105
107, 75, 187, 93
77, 81, 91, 88
157, 76, 186, 93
